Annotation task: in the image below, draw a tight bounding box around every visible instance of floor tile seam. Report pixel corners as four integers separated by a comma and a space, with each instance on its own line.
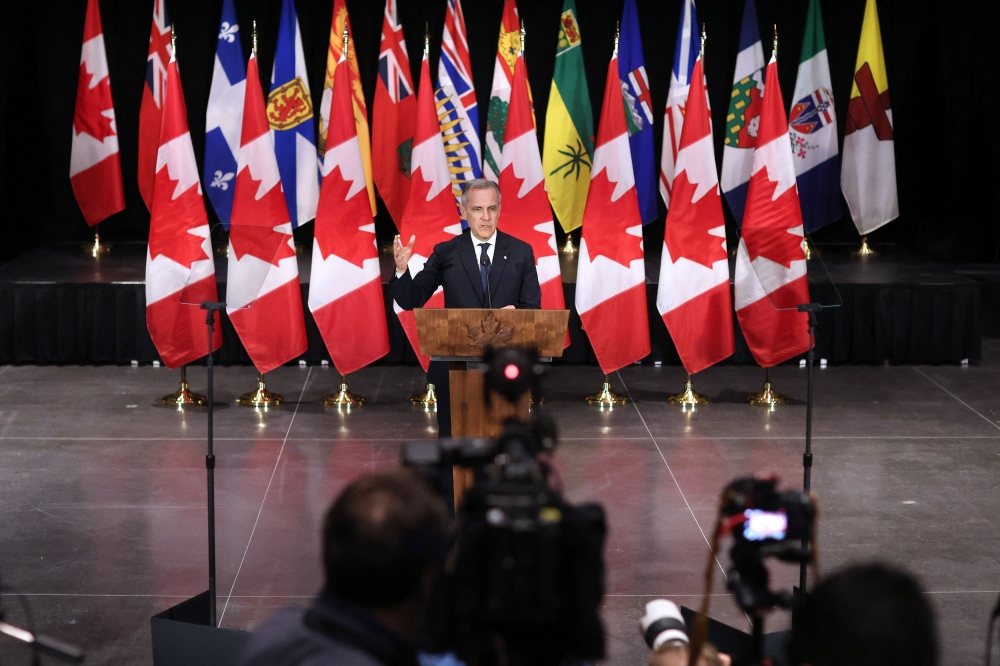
6, 434, 1000, 442
912, 366, 1000, 433
217, 367, 313, 627
16, 590, 996, 598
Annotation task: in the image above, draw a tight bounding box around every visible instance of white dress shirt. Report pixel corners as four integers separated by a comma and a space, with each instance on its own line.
396, 230, 498, 278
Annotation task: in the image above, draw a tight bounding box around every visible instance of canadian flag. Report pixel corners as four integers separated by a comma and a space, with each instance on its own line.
656, 55, 734, 374
146, 52, 222, 369
70, 0, 125, 226
497, 46, 567, 334
227, 51, 308, 374
138, 0, 171, 211
394, 49, 462, 371
576, 50, 650, 374
734, 53, 811, 367
309, 49, 390, 375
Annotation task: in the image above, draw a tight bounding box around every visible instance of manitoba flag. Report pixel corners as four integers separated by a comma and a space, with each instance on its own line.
227, 50, 308, 374
146, 50, 222, 369
137, 0, 171, 211
576, 48, 650, 374
310, 48, 390, 376
734, 53, 811, 368
70, 0, 125, 226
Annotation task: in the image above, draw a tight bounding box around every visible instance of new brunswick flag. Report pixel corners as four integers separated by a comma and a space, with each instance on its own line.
542, 0, 594, 233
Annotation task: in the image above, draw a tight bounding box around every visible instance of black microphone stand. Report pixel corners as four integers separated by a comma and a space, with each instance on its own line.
796, 303, 821, 599
200, 301, 226, 627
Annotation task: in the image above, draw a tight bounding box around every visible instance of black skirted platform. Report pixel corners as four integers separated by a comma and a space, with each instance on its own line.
0, 242, 983, 366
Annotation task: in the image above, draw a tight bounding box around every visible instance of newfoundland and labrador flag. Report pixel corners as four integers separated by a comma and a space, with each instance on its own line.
268, 0, 319, 228
204, 0, 245, 229
618, 0, 657, 225
789, 0, 840, 233
720, 0, 765, 225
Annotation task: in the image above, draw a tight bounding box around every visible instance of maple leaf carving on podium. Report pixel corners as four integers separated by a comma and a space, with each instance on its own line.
148, 176, 210, 269
665, 171, 727, 269
74, 64, 116, 140
582, 169, 643, 267
468, 311, 514, 350
742, 168, 806, 269
230, 169, 296, 266
315, 167, 377, 269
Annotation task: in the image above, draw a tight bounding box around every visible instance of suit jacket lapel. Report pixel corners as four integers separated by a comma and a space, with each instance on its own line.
487, 233, 509, 302
459, 232, 486, 305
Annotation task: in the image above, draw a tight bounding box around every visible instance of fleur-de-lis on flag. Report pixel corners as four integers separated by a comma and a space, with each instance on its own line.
219, 21, 239, 43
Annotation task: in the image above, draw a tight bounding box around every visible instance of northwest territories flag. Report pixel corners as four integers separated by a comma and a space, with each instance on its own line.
268, 0, 319, 228
204, 0, 245, 229
618, 0, 657, 225
437, 0, 481, 226
720, 0, 765, 225
789, 0, 840, 232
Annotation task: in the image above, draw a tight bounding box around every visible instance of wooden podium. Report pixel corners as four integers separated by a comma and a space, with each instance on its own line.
413, 308, 570, 503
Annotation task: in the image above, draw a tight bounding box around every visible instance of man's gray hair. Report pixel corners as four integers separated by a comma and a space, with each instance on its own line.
460, 179, 502, 208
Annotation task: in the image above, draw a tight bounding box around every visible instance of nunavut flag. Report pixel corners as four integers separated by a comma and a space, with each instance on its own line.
145, 50, 222, 369
70, 0, 125, 226
841, 0, 898, 235
372, 0, 416, 226
497, 39, 567, 326
575, 47, 650, 374
734, 53, 811, 368
227, 50, 308, 374
310, 48, 390, 376
138, 0, 172, 211
656, 55, 734, 375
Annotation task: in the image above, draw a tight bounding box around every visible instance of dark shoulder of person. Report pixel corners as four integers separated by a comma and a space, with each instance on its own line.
240, 607, 387, 666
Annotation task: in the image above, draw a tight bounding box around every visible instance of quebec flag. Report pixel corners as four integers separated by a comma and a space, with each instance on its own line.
618, 0, 657, 225
204, 0, 245, 229
269, 0, 319, 228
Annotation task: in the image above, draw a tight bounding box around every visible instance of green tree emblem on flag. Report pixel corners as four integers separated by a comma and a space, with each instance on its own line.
396, 138, 413, 177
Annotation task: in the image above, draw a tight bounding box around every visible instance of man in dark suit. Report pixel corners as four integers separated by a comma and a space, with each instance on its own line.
391, 179, 541, 437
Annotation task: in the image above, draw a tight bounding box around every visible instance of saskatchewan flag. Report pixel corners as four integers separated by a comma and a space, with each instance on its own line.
542, 0, 594, 233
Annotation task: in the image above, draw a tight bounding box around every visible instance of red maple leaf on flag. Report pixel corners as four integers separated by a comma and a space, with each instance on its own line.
582, 169, 643, 268
74, 65, 116, 140
499, 172, 557, 260
315, 167, 377, 270
148, 180, 210, 268
665, 171, 727, 269
742, 168, 806, 269
230, 169, 297, 266
403, 169, 457, 261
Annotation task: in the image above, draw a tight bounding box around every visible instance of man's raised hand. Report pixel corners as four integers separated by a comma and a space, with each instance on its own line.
393, 234, 416, 274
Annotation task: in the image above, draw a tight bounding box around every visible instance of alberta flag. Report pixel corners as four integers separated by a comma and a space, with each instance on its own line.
204, 0, 245, 229
789, 0, 840, 232
720, 0, 765, 225
268, 0, 319, 228
618, 0, 657, 225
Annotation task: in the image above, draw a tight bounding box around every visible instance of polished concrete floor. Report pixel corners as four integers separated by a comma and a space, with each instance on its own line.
2, 346, 1000, 665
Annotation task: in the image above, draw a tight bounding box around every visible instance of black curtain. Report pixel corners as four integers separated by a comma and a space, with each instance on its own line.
4, 0, 999, 262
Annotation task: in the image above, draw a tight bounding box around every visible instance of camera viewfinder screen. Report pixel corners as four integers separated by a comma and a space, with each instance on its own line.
743, 509, 788, 541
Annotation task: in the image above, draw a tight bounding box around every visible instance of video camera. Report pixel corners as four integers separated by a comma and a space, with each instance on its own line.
402, 347, 607, 666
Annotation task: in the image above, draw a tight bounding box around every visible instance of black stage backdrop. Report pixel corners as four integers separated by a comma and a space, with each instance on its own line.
3, 0, 999, 262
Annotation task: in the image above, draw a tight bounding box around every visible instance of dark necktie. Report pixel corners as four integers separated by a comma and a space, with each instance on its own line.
478, 242, 491, 295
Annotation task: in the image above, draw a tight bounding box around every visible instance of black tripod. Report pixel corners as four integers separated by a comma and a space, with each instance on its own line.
199, 301, 226, 627
796, 303, 821, 599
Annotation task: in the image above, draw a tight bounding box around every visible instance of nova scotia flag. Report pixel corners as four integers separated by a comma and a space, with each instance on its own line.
204, 0, 245, 229
618, 0, 657, 224
269, 0, 319, 228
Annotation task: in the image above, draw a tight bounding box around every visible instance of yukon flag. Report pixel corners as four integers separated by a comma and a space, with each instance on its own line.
310, 47, 390, 375
482, 0, 520, 182
137, 0, 172, 211
656, 54, 734, 374
318, 0, 376, 215
394, 47, 463, 371
70, 0, 125, 226
497, 37, 567, 327
576, 46, 650, 374
658, 0, 698, 210
227, 50, 308, 374
841, 0, 897, 234
372, 0, 416, 225
789, 0, 840, 232
734, 52, 811, 368
146, 48, 222, 368
720, 0, 765, 225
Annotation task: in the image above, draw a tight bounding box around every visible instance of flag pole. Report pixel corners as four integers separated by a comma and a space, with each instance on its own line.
585, 374, 628, 408
161, 364, 207, 406
748, 367, 789, 409
237, 372, 283, 407
854, 236, 876, 256
323, 374, 366, 409
410, 383, 438, 411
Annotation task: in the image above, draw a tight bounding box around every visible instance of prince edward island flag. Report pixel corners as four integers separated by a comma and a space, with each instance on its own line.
789, 0, 840, 232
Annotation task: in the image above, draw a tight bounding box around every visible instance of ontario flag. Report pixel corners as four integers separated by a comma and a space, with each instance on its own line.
145, 50, 222, 369
372, 0, 416, 226
70, 0, 125, 226
497, 39, 567, 333
138, 0, 172, 211
576, 49, 650, 374
394, 48, 463, 371
309, 48, 390, 376
734, 53, 811, 368
656, 55, 733, 374
226, 50, 308, 374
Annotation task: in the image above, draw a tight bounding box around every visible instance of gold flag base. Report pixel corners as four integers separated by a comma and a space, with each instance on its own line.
238, 374, 283, 408
323, 378, 365, 409
161, 382, 206, 406
854, 236, 876, 256
410, 383, 438, 412
666, 376, 709, 412
748, 369, 788, 410
84, 233, 111, 257
586, 376, 628, 408
803, 239, 818, 260
560, 235, 577, 254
